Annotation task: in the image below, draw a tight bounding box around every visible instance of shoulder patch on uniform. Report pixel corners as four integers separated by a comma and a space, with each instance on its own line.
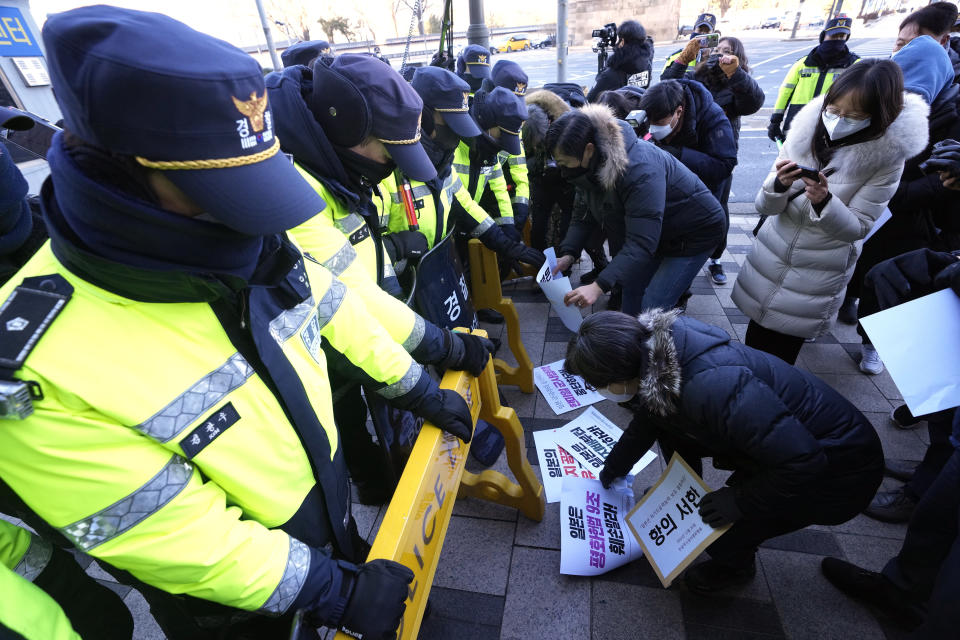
0, 275, 73, 372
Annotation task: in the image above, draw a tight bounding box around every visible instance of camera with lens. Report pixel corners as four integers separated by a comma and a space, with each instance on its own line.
592, 23, 618, 48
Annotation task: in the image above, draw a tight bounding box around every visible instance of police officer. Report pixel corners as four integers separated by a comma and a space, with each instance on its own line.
0, 519, 133, 638
456, 44, 493, 97
267, 54, 493, 503
281, 39, 332, 67
768, 17, 860, 141
484, 60, 531, 237
381, 66, 543, 269
0, 7, 472, 637
661, 13, 717, 74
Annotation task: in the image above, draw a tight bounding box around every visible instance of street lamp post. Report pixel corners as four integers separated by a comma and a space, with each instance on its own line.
557, 0, 568, 82
467, 0, 490, 50
254, 0, 282, 70
790, 0, 805, 39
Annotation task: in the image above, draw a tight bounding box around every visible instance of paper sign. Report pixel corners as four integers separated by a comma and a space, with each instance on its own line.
863, 207, 892, 243
543, 246, 558, 274
560, 477, 643, 575
534, 359, 604, 415
552, 407, 658, 477
533, 429, 597, 503
624, 454, 729, 587
861, 288, 960, 415
536, 253, 583, 333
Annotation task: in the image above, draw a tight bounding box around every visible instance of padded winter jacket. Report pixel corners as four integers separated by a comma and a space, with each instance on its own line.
600, 310, 883, 517
558, 104, 725, 293
732, 93, 930, 338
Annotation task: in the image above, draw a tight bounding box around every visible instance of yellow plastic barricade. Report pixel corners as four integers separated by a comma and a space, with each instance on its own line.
467, 239, 534, 392
334, 329, 544, 640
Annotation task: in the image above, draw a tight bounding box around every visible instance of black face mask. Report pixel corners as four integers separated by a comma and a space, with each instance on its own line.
336, 147, 397, 187
818, 39, 847, 60
432, 124, 462, 151
476, 133, 502, 163
559, 164, 590, 181
464, 75, 484, 93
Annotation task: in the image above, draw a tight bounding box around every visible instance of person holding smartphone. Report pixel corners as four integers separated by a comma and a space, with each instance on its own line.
732, 59, 929, 364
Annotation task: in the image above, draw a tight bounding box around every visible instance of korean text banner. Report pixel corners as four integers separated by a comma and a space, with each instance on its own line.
625, 453, 729, 587
533, 429, 595, 503
0, 8, 42, 57
560, 477, 643, 576
534, 359, 603, 415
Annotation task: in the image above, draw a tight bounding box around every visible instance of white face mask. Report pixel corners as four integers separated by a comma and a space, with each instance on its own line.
821, 110, 871, 140
597, 380, 639, 403
649, 110, 679, 141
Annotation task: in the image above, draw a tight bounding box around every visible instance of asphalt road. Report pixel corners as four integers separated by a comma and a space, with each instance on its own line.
496, 31, 897, 203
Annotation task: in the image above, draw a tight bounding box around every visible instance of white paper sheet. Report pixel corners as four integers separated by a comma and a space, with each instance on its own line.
624, 454, 729, 587
860, 289, 960, 415
536, 252, 583, 333
533, 429, 596, 503
533, 359, 605, 414
552, 407, 658, 477
560, 477, 643, 576
864, 207, 892, 243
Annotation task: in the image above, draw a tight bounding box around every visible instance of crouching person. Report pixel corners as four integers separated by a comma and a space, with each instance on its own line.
564, 310, 883, 593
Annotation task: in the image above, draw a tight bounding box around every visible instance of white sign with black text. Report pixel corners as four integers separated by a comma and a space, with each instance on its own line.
533, 359, 604, 415
560, 477, 643, 576
552, 407, 658, 478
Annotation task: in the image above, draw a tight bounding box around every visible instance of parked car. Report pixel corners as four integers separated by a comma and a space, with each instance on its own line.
536, 34, 556, 49
807, 18, 825, 29
761, 16, 781, 29
494, 34, 532, 53
677, 24, 694, 38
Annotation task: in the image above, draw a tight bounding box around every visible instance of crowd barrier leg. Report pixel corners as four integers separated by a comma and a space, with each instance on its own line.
467, 239, 534, 393
332, 329, 544, 640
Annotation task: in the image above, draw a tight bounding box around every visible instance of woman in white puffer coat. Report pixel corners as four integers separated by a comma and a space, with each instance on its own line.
732, 59, 929, 365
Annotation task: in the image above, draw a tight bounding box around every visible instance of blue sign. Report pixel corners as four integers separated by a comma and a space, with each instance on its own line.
0, 7, 41, 56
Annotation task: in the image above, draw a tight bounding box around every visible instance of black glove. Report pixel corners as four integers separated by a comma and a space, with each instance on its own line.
412, 387, 474, 442
866, 249, 958, 307
767, 114, 784, 143
933, 256, 960, 296
384, 230, 428, 263
339, 559, 414, 639
920, 138, 960, 175
438, 330, 496, 376
698, 487, 742, 528
512, 202, 529, 227
501, 223, 521, 242
599, 467, 618, 490
504, 241, 546, 268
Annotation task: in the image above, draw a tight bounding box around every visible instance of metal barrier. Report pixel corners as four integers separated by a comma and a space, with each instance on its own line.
467, 239, 534, 393
333, 329, 544, 640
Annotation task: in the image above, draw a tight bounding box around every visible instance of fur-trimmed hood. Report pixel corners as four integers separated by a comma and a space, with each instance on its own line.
634, 308, 682, 416
522, 90, 571, 150
783, 92, 930, 169
525, 89, 570, 121
580, 103, 630, 190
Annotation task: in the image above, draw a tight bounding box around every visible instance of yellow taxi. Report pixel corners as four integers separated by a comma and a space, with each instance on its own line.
493, 34, 532, 53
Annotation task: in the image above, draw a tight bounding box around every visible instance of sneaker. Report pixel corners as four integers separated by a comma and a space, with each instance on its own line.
579, 268, 601, 286
890, 404, 921, 430
838, 296, 858, 324
859, 344, 884, 375
685, 557, 756, 594
883, 459, 919, 482
864, 486, 918, 523
820, 558, 922, 629
708, 262, 727, 285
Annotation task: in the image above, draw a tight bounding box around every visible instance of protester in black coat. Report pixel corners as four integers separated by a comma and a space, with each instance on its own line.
641, 78, 738, 283
660, 36, 765, 146
548, 104, 726, 315
564, 310, 884, 594
586, 20, 654, 102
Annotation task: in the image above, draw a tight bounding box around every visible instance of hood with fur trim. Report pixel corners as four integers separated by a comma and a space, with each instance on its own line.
522, 90, 570, 150
580, 103, 630, 190
783, 91, 930, 170
634, 308, 682, 416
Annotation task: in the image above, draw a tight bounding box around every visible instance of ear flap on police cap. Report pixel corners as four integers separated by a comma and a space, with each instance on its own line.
307, 57, 372, 147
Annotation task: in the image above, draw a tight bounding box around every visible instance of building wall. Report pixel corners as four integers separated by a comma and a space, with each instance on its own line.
569, 0, 681, 46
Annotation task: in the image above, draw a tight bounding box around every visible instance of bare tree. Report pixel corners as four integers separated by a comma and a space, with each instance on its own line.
400, 0, 430, 36
318, 16, 356, 43
264, 0, 312, 41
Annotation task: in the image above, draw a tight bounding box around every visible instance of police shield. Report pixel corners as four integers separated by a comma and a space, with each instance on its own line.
411, 233, 477, 331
